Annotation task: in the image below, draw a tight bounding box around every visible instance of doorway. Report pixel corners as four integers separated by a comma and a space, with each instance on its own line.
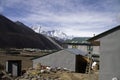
75, 55, 87, 73
6, 60, 21, 76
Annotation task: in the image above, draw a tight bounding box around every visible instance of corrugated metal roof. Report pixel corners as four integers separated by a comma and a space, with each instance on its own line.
66, 48, 87, 56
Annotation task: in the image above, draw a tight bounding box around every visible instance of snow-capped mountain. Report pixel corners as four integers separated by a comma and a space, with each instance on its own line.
31, 26, 41, 33
31, 26, 72, 40
41, 30, 68, 39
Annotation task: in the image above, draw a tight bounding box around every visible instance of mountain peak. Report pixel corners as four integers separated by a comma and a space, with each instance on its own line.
31, 26, 70, 40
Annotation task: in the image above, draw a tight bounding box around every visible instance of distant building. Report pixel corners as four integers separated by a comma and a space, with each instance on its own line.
65, 37, 100, 62
88, 25, 120, 80
32, 49, 88, 73
65, 37, 90, 53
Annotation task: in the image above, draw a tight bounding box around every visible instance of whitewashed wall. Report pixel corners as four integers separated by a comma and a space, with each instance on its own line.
100, 29, 120, 80
32, 50, 76, 71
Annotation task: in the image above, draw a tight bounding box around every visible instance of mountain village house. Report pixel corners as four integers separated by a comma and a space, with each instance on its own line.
0, 49, 34, 77
88, 25, 120, 80
65, 37, 100, 62
32, 49, 88, 73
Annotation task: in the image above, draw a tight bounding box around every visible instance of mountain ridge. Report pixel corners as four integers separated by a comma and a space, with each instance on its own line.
0, 15, 61, 50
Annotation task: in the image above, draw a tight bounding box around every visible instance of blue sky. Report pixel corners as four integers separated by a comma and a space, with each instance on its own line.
0, 0, 120, 37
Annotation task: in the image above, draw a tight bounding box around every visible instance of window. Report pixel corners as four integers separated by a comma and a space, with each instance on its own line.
72, 45, 78, 49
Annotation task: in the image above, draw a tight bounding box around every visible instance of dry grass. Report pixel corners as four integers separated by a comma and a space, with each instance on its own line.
59, 72, 98, 80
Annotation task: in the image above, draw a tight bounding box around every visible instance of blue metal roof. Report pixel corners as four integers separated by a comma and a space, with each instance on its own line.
66, 48, 87, 56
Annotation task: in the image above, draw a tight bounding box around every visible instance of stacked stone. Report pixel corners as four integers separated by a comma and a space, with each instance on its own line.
15, 63, 71, 80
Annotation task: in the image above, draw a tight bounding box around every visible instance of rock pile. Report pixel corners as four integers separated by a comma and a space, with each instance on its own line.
16, 63, 71, 80
1, 63, 98, 80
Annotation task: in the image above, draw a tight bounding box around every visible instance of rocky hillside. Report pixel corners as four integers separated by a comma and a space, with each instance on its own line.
0, 15, 61, 50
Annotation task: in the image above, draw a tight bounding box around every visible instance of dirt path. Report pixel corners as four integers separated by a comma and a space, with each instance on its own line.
58, 72, 98, 80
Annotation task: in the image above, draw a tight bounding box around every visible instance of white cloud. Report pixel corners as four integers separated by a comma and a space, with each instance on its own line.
18, 5, 119, 37
22, 11, 115, 24
1, 0, 120, 37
